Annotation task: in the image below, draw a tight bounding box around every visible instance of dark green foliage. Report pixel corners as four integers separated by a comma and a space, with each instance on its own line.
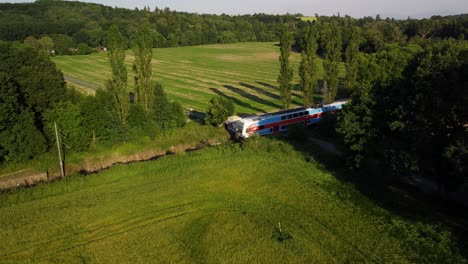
77, 43, 92, 55
336, 81, 375, 169
277, 24, 294, 109
299, 23, 319, 107
322, 22, 342, 103
79, 89, 128, 147
336, 39, 467, 192
43, 101, 89, 152
52, 34, 74, 55
0, 41, 65, 162
0, 1, 291, 48
106, 25, 130, 124
153, 82, 186, 130
128, 104, 157, 138
378, 40, 468, 190
205, 97, 235, 126
344, 26, 361, 92
0, 111, 47, 162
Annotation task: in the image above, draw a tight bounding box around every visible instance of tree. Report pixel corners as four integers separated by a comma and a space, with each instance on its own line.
344, 26, 361, 92
0, 41, 65, 161
43, 101, 89, 152
277, 24, 294, 109
106, 25, 130, 124
299, 22, 319, 107
24, 36, 39, 49
133, 26, 153, 111
205, 97, 235, 126
336, 53, 377, 169
77, 43, 92, 55
153, 82, 186, 130
52, 34, 74, 55
322, 22, 342, 103
380, 40, 468, 191
38, 36, 54, 56
79, 89, 128, 147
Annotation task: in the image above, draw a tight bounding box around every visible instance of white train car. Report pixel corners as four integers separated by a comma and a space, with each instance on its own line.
226, 100, 347, 139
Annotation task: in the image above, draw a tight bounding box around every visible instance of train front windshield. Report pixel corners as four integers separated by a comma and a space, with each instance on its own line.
236, 122, 245, 136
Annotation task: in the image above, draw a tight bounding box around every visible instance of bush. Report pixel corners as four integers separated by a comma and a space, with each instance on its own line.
79, 89, 128, 147
153, 82, 186, 131
128, 104, 157, 138
77, 43, 92, 55
205, 97, 235, 126
43, 101, 90, 152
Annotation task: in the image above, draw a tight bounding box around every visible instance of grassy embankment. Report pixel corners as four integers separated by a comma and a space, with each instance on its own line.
0, 123, 227, 179
52, 42, 345, 114
0, 137, 464, 263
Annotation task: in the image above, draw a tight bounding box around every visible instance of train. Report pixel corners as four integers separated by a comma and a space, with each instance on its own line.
225, 100, 348, 139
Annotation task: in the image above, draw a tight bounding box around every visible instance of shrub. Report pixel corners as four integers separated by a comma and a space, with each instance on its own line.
205, 97, 235, 126
153, 82, 186, 131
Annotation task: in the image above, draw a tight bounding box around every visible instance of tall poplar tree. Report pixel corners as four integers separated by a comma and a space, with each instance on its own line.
322, 22, 342, 103
133, 26, 154, 111
344, 26, 361, 92
106, 25, 129, 124
299, 23, 319, 107
277, 24, 294, 110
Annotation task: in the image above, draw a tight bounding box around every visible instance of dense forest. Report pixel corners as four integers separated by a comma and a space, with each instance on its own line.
0, 0, 467, 54
0, 0, 467, 195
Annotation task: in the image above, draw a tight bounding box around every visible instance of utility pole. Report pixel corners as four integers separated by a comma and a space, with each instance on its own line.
54, 121, 65, 178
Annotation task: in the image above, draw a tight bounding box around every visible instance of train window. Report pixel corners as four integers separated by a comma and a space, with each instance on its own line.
299, 112, 304, 117
304, 111, 309, 116
293, 113, 298, 118
281, 116, 286, 120
259, 125, 265, 130
287, 114, 292, 119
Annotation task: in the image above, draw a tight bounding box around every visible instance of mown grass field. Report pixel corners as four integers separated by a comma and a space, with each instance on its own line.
52, 42, 344, 114
0, 138, 464, 263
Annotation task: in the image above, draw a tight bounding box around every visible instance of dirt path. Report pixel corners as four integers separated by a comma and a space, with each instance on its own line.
64, 75, 100, 90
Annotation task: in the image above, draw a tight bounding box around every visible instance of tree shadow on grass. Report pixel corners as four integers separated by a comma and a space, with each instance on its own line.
223, 84, 281, 110
239, 82, 280, 101
256, 81, 277, 90
280, 129, 468, 259
209, 88, 265, 115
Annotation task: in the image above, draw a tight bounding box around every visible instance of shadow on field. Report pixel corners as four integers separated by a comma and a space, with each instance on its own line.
223, 84, 281, 109
239, 82, 280, 100
280, 129, 468, 259
256, 81, 277, 90
209, 88, 265, 114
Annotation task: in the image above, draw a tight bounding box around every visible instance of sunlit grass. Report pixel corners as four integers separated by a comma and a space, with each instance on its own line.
0, 137, 463, 263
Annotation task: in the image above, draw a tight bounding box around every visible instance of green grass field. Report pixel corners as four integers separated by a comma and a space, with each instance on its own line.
0, 138, 463, 263
52, 42, 343, 114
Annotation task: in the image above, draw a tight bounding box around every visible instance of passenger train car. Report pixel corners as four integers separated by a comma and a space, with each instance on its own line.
226, 100, 348, 139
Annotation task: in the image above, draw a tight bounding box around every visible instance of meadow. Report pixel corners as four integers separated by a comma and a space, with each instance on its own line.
52, 42, 342, 114
0, 138, 464, 263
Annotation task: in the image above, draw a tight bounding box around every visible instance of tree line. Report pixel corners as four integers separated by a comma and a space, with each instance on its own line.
0, 1, 466, 55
